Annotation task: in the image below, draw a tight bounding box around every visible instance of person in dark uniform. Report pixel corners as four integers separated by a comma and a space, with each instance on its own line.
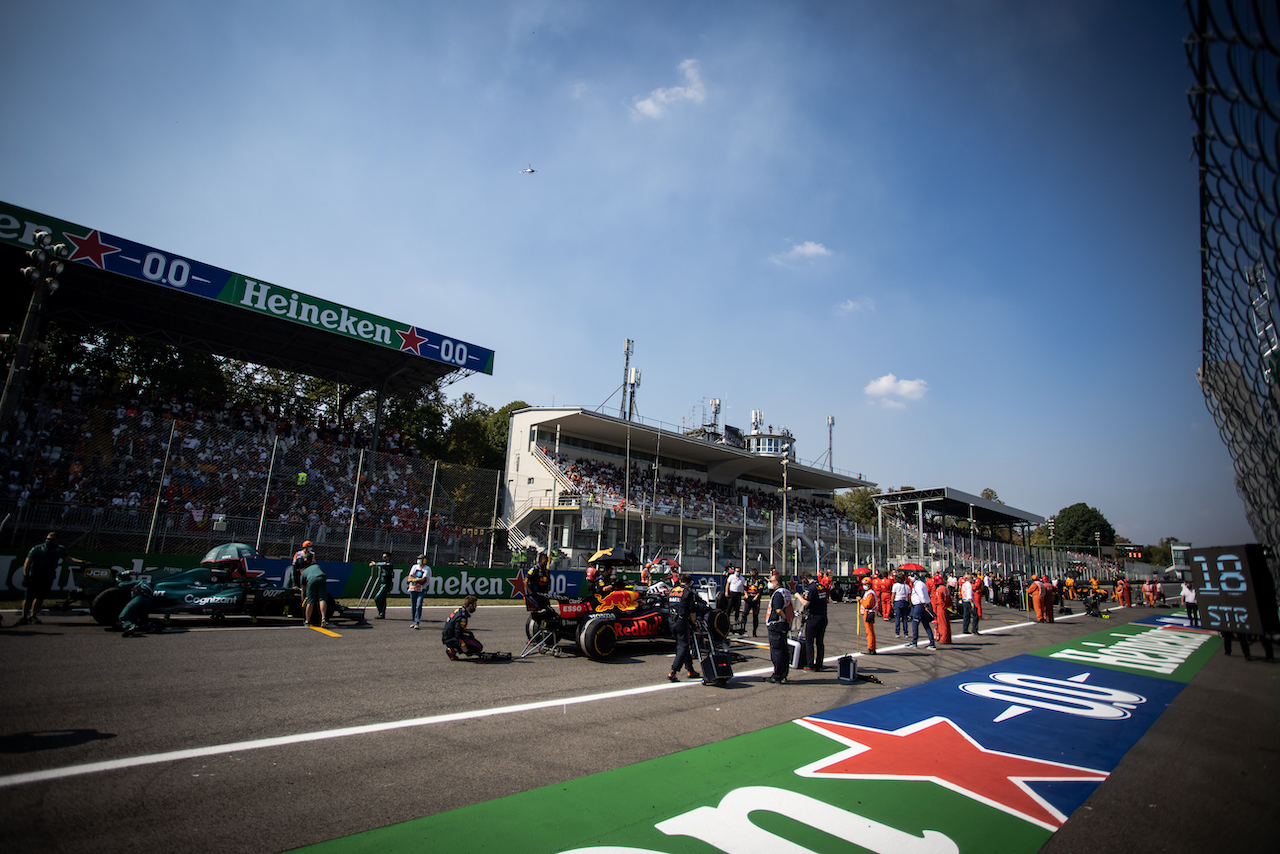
765, 574, 794, 683
524, 553, 554, 619
798, 571, 829, 671
368, 552, 395, 619
742, 574, 762, 637
442, 595, 483, 660
666, 573, 703, 682
116, 578, 156, 637
300, 563, 330, 628
19, 531, 87, 625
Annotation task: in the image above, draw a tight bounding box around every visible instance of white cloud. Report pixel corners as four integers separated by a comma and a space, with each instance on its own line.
769, 240, 832, 265
863, 373, 928, 407
836, 298, 873, 315
631, 59, 706, 119
571, 82, 587, 100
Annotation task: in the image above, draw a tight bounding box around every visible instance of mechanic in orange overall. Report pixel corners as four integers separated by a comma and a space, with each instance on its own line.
1028, 576, 1045, 622
930, 574, 953, 644
876, 572, 893, 621
1040, 576, 1056, 622
858, 577, 878, 655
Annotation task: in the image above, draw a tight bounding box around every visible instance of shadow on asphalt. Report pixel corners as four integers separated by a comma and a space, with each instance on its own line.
0, 729, 117, 754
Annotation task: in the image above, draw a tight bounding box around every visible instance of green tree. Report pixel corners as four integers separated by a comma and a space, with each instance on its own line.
1052, 502, 1116, 548
981, 487, 1002, 503
835, 486, 881, 528
1148, 537, 1178, 567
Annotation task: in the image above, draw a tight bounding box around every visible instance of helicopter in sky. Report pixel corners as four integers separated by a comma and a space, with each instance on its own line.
518, 164, 535, 173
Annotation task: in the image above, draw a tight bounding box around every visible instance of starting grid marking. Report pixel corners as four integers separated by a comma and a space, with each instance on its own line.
0, 606, 1116, 791
0, 607, 1141, 791
295, 608, 1215, 854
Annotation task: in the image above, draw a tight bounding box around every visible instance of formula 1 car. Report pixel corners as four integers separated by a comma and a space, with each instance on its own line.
89, 564, 299, 625
87, 544, 364, 626
523, 587, 732, 661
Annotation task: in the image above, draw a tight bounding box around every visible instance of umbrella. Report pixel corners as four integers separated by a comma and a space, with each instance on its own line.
201, 543, 260, 564
898, 562, 927, 574
852, 567, 873, 576
588, 546, 639, 566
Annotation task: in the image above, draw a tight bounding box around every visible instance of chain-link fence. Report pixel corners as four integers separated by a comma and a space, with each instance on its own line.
1189, 0, 1280, 585
1, 403, 508, 565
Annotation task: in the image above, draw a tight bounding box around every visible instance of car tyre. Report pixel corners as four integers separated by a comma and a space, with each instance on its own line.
90, 587, 131, 626
581, 618, 617, 661
707, 609, 732, 641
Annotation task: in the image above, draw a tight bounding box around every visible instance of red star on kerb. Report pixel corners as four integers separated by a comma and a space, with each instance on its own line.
795, 716, 1108, 831
65, 229, 121, 269
396, 326, 427, 355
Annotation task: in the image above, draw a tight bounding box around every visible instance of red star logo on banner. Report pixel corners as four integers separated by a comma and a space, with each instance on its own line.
508, 570, 528, 600
396, 326, 427, 355
65, 229, 121, 269
796, 716, 1108, 831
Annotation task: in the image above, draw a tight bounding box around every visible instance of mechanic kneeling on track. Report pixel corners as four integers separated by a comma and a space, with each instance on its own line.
442, 595, 483, 660
666, 573, 705, 683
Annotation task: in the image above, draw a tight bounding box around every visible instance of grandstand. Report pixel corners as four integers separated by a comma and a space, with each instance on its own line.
0, 382, 504, 567
1, 200, 500, 565
501, 406, 875, 574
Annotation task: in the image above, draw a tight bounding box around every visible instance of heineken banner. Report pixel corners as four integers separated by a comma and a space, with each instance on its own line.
2, 547, 728, 601
0, 200, 493, 374
1, 551, 527, 600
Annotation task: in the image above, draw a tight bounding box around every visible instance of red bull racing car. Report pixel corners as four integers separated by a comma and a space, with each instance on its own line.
524, 586, 732, 661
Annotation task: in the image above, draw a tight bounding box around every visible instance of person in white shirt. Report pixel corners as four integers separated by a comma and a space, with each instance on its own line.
907, 574, 936, 649
725, 566, 746, 632
961, 574, 980, 635
406, 557, 432, 628
1180, 579, 1200, 628
891, 574, 911, 637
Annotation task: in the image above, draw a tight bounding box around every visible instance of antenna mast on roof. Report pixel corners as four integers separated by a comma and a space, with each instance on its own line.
827, 415, 835, 472
620, 339, 633, 420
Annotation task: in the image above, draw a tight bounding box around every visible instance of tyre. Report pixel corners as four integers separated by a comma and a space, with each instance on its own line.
707, 609, 732, 640
580, 618, 617, 661
526, 614, 538, 640
91, 587, 131, 626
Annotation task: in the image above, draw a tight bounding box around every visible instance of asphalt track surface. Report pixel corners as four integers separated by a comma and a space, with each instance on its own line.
1, 595, 1275, 854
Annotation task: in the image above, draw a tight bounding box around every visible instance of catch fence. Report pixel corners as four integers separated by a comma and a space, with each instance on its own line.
1190, 0, 1280, 584
1, 407, 508, 565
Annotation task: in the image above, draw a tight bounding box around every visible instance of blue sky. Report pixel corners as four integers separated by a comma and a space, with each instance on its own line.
0, 1, 1253, 548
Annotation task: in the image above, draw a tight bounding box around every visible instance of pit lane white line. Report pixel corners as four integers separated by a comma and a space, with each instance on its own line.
0, 605, 1116, 790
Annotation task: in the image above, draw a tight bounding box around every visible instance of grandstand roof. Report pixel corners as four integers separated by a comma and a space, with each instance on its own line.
520, 407, 874, 492
1, 200, 494, 398
873, 486, 1044, 528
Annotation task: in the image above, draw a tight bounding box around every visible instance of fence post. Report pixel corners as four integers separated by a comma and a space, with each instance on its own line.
422, 460, 438, 557
344, 448, 365, 562
488, 468, 501, 569
145, 421, 178, 554
255, 434, 279, 553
